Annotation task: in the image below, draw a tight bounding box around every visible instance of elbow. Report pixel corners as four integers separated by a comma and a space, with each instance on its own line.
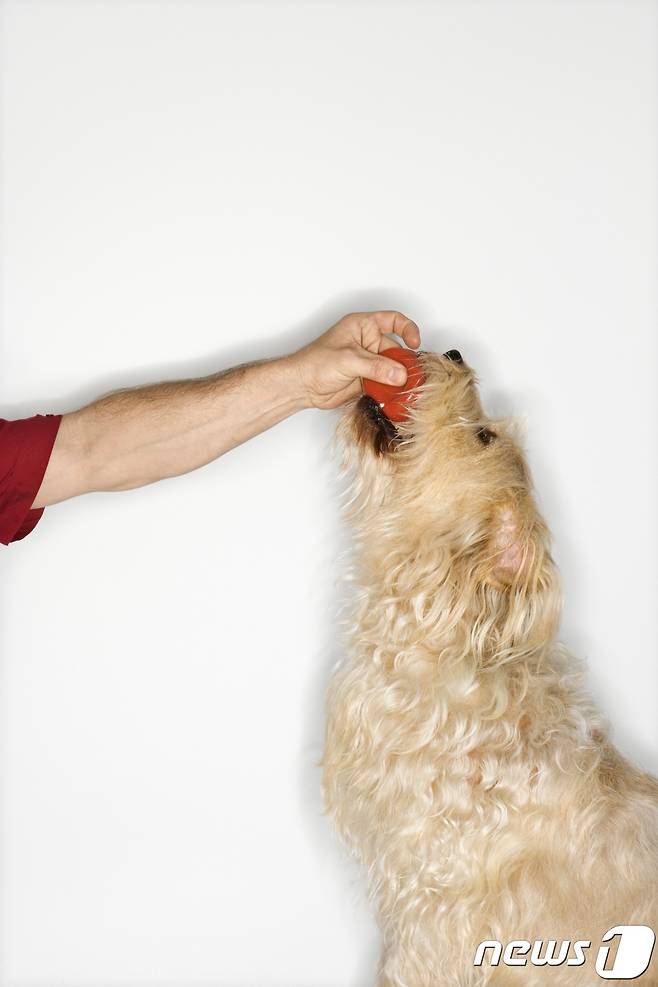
32, 411, 96, 508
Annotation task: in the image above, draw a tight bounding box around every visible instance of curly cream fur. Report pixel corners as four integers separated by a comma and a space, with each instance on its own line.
323, 352, 658, 986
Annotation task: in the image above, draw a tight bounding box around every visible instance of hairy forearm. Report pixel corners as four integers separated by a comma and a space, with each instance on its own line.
35, 356, 307, 506
33, 310, 421, 509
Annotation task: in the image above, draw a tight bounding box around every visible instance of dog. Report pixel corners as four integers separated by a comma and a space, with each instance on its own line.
322, 348, 658, 986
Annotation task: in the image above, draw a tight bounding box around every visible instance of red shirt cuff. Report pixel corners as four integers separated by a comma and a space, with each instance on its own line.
0, 414, 63, 545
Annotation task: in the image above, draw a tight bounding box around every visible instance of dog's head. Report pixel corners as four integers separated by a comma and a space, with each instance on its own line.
339, 349, 560, 657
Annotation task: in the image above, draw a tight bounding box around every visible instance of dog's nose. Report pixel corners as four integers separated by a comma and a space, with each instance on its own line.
443, 349, 463, 364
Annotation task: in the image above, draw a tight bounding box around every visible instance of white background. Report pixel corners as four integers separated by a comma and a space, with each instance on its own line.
0, 1, 656, 985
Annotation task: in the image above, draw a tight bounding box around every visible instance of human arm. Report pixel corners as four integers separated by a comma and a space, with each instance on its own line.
32, 310, 420, 508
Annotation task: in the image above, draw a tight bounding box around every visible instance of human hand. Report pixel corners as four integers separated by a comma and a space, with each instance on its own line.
290, 311, 421, 410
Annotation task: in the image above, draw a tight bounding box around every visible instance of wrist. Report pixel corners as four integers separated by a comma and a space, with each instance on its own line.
273, 352, 313, 412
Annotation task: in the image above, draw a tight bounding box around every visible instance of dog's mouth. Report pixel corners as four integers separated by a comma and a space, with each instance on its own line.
356, 394, 402, 455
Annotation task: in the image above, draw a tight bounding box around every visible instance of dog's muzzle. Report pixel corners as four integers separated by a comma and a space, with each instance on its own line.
357, 394, 401, 455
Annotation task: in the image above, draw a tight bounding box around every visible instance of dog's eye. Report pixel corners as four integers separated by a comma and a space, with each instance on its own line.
476, 426, 497, 445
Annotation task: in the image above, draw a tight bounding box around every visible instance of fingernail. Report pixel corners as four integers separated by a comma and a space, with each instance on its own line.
389, 367, 406, 384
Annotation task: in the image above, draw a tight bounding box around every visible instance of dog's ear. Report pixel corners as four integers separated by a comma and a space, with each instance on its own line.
471, 500, 561, 657
485, 502, 537, 588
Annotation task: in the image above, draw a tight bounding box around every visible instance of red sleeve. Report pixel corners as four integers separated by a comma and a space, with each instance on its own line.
0, 414, 63, 545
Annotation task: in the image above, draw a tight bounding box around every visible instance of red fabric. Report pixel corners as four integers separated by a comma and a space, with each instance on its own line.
0, 414, 62, 545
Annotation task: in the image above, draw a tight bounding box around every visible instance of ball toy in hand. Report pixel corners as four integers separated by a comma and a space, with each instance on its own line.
362, 347, 425, 422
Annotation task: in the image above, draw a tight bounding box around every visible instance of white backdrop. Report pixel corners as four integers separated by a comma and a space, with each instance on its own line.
1, 1, 656, 985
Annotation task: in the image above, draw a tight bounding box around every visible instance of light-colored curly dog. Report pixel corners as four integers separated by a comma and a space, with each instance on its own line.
323, 348, 658, 986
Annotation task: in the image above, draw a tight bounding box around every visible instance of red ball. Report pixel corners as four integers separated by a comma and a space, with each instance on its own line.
362, 347, 425, 422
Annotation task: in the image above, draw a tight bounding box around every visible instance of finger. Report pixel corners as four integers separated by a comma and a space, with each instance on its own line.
344, 349, 408, 386
369, 311, 421, 350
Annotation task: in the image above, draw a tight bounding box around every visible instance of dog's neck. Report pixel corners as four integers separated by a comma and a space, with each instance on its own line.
351, 535, 561, 672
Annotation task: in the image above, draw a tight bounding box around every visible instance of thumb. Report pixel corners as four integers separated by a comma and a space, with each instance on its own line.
355, 350, 408, 387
